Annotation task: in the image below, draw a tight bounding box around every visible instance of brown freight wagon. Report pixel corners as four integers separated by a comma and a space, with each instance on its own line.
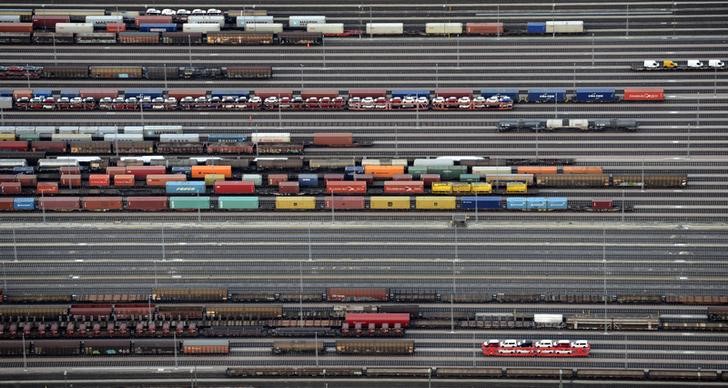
75, 33, 117, 44
118, 32, 160, 44
74, 293, 147, 303
309, 158, 356, 170
465, 22, 504, 35
158, 305, 205, 320
82, 196, 123, 211
0, 306, 69, 319
4, 294, 72, 303
38, 197, 80, 211
327, 288, 389, 302
70, 141, 112, 154
0, 198, 13, 210
157, 143, 205, 154
89, 66, 143, 79
152, 287, 228, 302
144, 66, 180, 80
41, 65, 89, 79
32, 32, 75, 44
205, 304, 283, 319
225, 66, 273, 79
272, 341, 326, 355
313, 132, 354, 147
59, 167, 81, 175
59, 174, 82, 187
207, 143, 254, 154
182, 339, 229, 355
278, 181, 300, 194
1, 182, 21, 194
0, 23, 33, 33
324, 196, 365, 210
16, 174, 37, 187
278, 31, 322, 45
126, 196, 168, 211
206, 32, 274, 45
0, 32, 32, 44
114, 304, 154, 319
257, 143, 304, 154
256, 158, 304, 170
115, 141, 154, 154
161, 32, 203, 45
32, 16, 71, 29
335, 340, 415, 355
612, 174, 688, 188
535, 174, 610, 188
70, 304, 113, 317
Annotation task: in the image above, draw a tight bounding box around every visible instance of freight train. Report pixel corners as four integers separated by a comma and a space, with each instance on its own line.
0, 338, 228, 356
0, 65, 272, 80
0, 87, 665, 112
225, 366, 728, 382
498, 119, 638, 132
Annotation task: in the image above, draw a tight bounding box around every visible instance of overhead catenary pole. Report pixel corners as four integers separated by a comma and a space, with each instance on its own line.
188, 35, 193, 67
450, 225, 458, 333
52, 35, 57, 65
603, 227, 608, 334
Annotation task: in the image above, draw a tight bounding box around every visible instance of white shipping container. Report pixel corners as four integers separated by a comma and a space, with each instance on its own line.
235, 16, 274, 28
242, 174, 263, 186
0, 126, 14, 134
244, 23, 283, 33
58, 126, 80, 134
307, 23, 344, 34
569, 119, 589, 130
365, 23, 404, 35
413, 158, 454, 167
0, 15, 21, 23
361, 159, 380, 166
55, 23, 94, 34
0, 97, 12, 110
251, 132, 290, 144
96, 126, 119, 135
122, 126, 144, 134
534, 314, 564, 324
110, 11, 140, 18
159, 133, 200, 143
289, 15, 326, 28
85, 15, 124, 27
51, 133, 93, 141
77, 126, 100, 135
182, 23, 220, 33
33, 126, 55, 135
472, 166, 512, 176
187, 15, 225, 27
425, 22, 463, 35
143, 125, 183, 135
545, 20, 583, 33
104, 134, 144, 142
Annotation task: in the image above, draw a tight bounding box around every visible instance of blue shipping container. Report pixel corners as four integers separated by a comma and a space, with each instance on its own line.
139, 23, 178, 32
526, 197, 547, 210
13, 197, 35, 210
547, 197, 568, 210
12, 166, 34, 174
166, 181, 205, 194
527, 22, 546, 34
124, 88, 164, 98
506, 197, 528, 210
0, 89, 12, 97
207, 134, 247, 143
344, 166, 364, 178
33, 89, 52, 98
481, 89, 520, 103
171, 167, 192, 175
210, 89, 249, 98
574, 88, 616, 103
390, 89, 430, 98
527, 88, 566, 103
297, 173, 319, 188
460, 196, 502, 210
60, 89, 79, 98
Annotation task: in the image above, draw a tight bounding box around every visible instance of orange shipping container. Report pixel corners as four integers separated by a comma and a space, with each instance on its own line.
516, 166, 558, 175
113, 174, 135, 187
146, 174, 187, 187
60, 174, 82, 188
37, 182, 59, 194
106, 23, 126, 32
82, 196, 123, 211
563, 166, 604, 174
0, 182, 21, 195
89, 174, 111, 187
191, 165, 232, 179
363, 165, 405, 180
106, 167, 127, 176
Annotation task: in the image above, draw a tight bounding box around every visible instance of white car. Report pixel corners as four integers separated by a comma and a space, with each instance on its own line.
643, 60, 660, 69
708, 59, 725, 69
572, 340, 590, 348
145, 8, 161, 15
535, 340, 554, 348
687, 60, 704, 69
191, 9, 207, 15
176, 9, 190, 16
161, 9, 176, 16
499, 339, 520, 347
207, 8, 222, 15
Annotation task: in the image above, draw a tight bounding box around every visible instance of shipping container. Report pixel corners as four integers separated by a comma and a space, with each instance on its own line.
218, 196, 259, 210
55, 22, 93, 34
13, 197, 34, 210
214, 181, 255, 194
365, 23, 403, 35
275, 196, 315, 210
134, 15, 173, 27
527, 22, 546, 34
126, 196, 168, 211
313, 132, 353, 147
235, 16, 274, 28
183, 23, 221, 33
191, 165, 231, 179
187, 15, 225, 27
106, 23, 126, 32
574, 88, 616, 103
82, 196, 123, 211
425, 22, 463, 35
326, 180, 367, 194
169, 196, 210, 210
297, 173, 319, 187
546, 20, 584, 34
0, 22, 32, 32
460, 196, 502, 210
126, 166, 166, 179
32, 15, 70, 29
166, 181, 205, 194
465, 22, 504, 35
527, 88, 567, 103
139, 23, 177, 32
85, 15, 123, 27
38, 196, 80, 211
146, 174, 187, 187
416, 196, 457, 210
364, 165, 405, 180
384, 181, 424, 194
204, 174, 225, 186
118, 31, 160, 44
324, 196, 365, 210
244, 23, 283, 33
370, 196, 410, 210
622, 87, 664, 101
278, 181, 300, 194
307, 23, 344, 35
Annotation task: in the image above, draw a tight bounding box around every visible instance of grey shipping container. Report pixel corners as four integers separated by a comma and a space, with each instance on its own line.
144, 66, 179, 80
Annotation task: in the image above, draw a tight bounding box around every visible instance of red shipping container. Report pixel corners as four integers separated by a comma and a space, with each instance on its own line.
32, 16, 70, 29
16, 174, 37, 187
32, 141, 67, 153
146, 174, 186, 187
79, 88, 119, 100
106, 166, 127, 176
0, 174, 16, 182
0, 23, 33, 33
623, 88, 664, 101
324, 196, 365, 210
392, 174, 413, 181
0, 141, 28, 152
384, 181, 424, 194
60, 174, 82, 188
126, 166, 166, 179
38, 197, 80, 211
348, 88, 386, 98
323, 173, 344, 182
300, 89, 340, 99
0, 198, 12, 210
37, 182, 59, 194
59, 166, 81, 175
353, 174, 374, 184
82, 196, 123, 211
253, 88, 293, 99
278, 181, 300, 194
435, 88, 473, 98
421, 174, 441, 186
167, 88, 207, 99
126, 196, 168, 211
214, 181, 255, 194
1, 182, 22, 195
267, 174, 288, 187
326, 180, 366, 194
465, 22, 504, 35
12, 89, 32, 100
327, 287, 389, 302
114, 174, 135, 187
313, 132, 353, 147
207, 143, 254, 154
134, 15, 173, 27
89, 174, 111, 187
592, 199, 614, 210
106, 23, 126, 32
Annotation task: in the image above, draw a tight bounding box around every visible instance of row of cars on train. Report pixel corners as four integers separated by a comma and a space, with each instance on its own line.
0, 87, 665, 112
0, 65, 272, 80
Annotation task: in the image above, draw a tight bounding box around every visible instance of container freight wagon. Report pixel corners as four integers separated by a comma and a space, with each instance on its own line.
335, 340, 415, 355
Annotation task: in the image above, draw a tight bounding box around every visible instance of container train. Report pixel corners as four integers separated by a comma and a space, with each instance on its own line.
0, 87, 665, 112
0, 65, 272, 80
0, 338, 228, 356
498, 118, 639, 132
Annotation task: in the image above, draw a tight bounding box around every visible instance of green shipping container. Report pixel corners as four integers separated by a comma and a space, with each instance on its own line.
407, 166, 428, 179
459, 174, 480, 182
242, 174, 263, 186
218, 196, 259, 210
428, 166, 467, 180
18, 133, 40, 141
169, 196, 210, 209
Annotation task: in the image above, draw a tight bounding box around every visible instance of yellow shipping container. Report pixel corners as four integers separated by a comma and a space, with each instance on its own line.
506, 182, 528, 193
431, 182, 453, 195
415, 196, 457, 210
451, 182, 471, 194
204, 174, 225, 186
471, 182, 493, 194
275, 196, 316, 210
370, 196, 411, 210
0, 133, 16, 141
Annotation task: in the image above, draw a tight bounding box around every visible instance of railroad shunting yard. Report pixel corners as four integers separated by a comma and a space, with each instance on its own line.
0, 1, 727, 387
